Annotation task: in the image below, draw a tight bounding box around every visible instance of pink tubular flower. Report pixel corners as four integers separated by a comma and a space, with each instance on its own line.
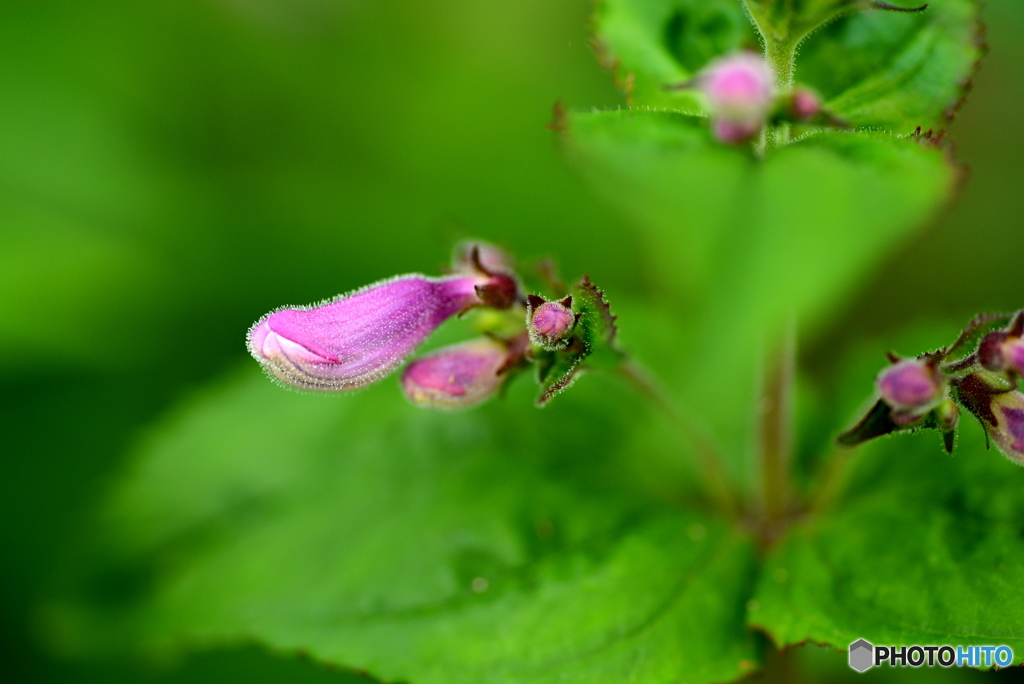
248, 274, 486, 391
401, 338, 509, 409
699, 52, 775, 143
877, 358, 944, 424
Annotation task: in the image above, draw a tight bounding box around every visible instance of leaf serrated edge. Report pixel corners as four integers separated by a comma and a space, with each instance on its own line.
939, 1, 988, 131
577, 274, 619, 347
588, 0, 636, 107
536, 358, 586, 406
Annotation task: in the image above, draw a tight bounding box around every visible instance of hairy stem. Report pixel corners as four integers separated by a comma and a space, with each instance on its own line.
618, 360, 739, 518
764, 37, 796, 149
941, 353, 979, 376
763, 36, 796, 91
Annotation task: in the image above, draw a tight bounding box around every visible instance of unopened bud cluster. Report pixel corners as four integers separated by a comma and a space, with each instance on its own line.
248, 241, 607, 411
670, 53, 825, 144
842, 310, 1024, 465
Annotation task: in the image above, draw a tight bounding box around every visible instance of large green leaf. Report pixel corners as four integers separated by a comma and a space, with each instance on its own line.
46, 368, 759, 684
749, 425, 1024, 660
593, 0, 983, 132
564, 109, 957, 485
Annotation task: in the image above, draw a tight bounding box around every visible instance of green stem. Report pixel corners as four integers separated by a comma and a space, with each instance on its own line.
618, 360, 739, 518
758, 324, 796, 542
743, 1, 800, 150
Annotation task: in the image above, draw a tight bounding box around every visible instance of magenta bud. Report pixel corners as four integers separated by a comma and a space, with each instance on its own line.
699, 52, 775, 143
248, 274, 486, 391
526, 294, 577, 350
790, 88, 820, 121
877, 358, 944, 420
401, 338, 510, 410
979, 331, 1024, 377
986, 391, 1024, 465
452, 240, 515, 276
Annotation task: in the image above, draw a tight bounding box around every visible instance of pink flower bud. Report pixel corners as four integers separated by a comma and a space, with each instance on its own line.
248, 274, 485, 391
980, 331, 1024, 377
526, 294, 577, 350
985, 391, 1024, 465
877, 358, 944, 422
401, 338, 509, 410
791, 88, 820, 121
699, 53, 775, 143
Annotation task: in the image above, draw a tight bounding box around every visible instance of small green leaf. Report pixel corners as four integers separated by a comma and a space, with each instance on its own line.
750, 427, 1024, 661
47, 370, 760, 684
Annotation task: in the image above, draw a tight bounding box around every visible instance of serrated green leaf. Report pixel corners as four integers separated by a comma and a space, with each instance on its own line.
564, 109, 957, 484
592, 0, 983, 132
533, 276, 621, 406
749, 426, 1024, 661
798, 0, 983, 132
47, 370, 760, 684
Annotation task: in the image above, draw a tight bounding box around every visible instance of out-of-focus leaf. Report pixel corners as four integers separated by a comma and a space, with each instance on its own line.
47, 369, 759, 684
592, 0, 755, 112
592, 0, 983, 132
564, 109, 957, 483
749, 425, 1024, 662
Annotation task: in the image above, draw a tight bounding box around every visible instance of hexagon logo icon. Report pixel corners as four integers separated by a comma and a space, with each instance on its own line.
849, 639, 874, 672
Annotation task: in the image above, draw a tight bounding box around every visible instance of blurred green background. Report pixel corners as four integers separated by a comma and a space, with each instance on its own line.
1, 0, 1022, 681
